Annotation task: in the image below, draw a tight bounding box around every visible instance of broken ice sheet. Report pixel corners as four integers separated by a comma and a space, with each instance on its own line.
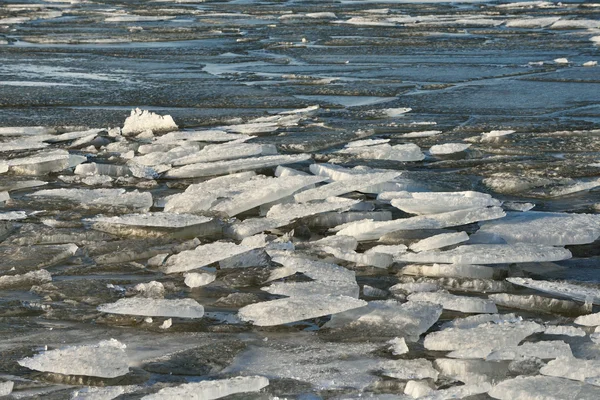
266, 197, 360, 221
379, 358, 438, 380
86, 212, 220, 239
142, 376, 269, 400
323, 300, 442, 342
122, 108, 177, 136
238, 294, 367, 326
407, 291, 497, 314
508, 277, 600, 305
490, 293, 591, 316
29, 188, 153, 211
409, 231, 469, 252
18, 339, 129, 378
485, 341, 573, 361
401, 263, 499, 279
396, 243, 571, 264
162, 241, 256, 274
0, 149, 76, 175
489, 375, 600, 400
389, 191, 501, 215
97, 298, 204, 318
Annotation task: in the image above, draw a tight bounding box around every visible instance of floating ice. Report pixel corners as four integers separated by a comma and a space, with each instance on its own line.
408, 292, 497, 313
238, 294, 367, 326
164, 154, 311, 178
18, 339, 129, 378
335, 207, 506, 241
163, 242, 255, 274
156, 130, 250, 143
336, 143, 425, 162
434, 358, 507, 384
429, 143, 471, 155
584, 61, 598, 67
508, 277, 600, 304
0, 269, 52, 289
294, 171, 400, 202
143, 376, 269, 400
409, 232, 469, 252
401, 263, 498, 279
98, 298, 204, 318
490, 293, 591, 315
184, 272, 216, 288
405, 380, 433, 398
0, 382, 12, 397
401, 130, 442, 138
506, 17, 560, 28
172, 143, 277, 166
71, 386, 126, 400
424, 321, 543, 352
541, 357, 600, 382
0, 211, 28, 221
545, 325, 586, 336
122, 108, 177, 136
489, 376, 600, 400
380, 358, 438, 380
387, 337, 409, 355
0, 149, 74, 175
268, 197, 361, 221
421, 383, 491, 400
442, 313, 520, 330
575, 312, 600, 326
478, 211, 600, 246
31, 188, 152, 211
486, 340, 572, 361
397, 243, 571, 264
390, 191, 501, 215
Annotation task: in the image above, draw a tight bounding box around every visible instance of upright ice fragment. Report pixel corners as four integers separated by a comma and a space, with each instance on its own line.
122, 108, 177, 136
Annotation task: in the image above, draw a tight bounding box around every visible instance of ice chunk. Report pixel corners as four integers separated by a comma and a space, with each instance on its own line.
156, 129, 250, 143
490, 293, 591, 315
545, 325, 586, 337
575, 312, 600, 326
345, 138, 390, 148
0, 269, 52, 289
408, 292, 497, 313
508, 277, 600, 304
294, 171, 400, 202
401, 263, 498, 279
0, 149, 72, 175
18, 339, 128, 378
478, 212, 600, 246
71, 386, 126, 400
409, 232, 469, 252
172, 143, 278, 166
397, 244, 571, 264
434, 358, 508, 384
401, 130, 442, 138
390, 191, 501, 215
164, 154, 311, 178
212, 175, 325, 217
442, 313, 520, 330
30, 188, 152, 211
486, 341, 572, 361
388, 337, 409, 355
267, 197, 361, 221
335, 206, 506, 241
405, 380, 433, 398
336, 143, 425, 162
390, 282, 440, 294
0, 211, 28, 220
380, 359, 438, 380
238, 294, 367, 326
584, 61, 598, 67
122, 108, 177, 136
424, 321, 543, 352
489, 375, 600, 400
184, 272, 216, 288
541, 357, 600, 382
143, 376, 269, 400
0, 382, 12, 397
324, 300, 442, 341
429, 143, 471, 155
163, 242, 255, 274
98, 298, 204, 318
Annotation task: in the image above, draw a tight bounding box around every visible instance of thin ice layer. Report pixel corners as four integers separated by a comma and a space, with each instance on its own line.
478, 212, 600, 246
163, 154, 311, 178
397, 244, 571, 264
143, 376, 269, 400
335, 206, 506, 241
97, 298, 204, 318
507, 277, 600, 304
238, 294, 367, 326
18, 339, 129, 378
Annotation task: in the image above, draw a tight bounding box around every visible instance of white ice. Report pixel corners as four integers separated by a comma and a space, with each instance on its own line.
163, 242, 256, 274
380, 358, 438, 380
409, 231, 469, 252
408, 291, 497, 313
98, 298, 204, 318
508, 277, 600, 304
390, 191, 501, 215
489, 376, 600, 400
142, 376, 269, 400
122, 108, 177, 136
429, 143, 471, 155
401, 263, 497, 279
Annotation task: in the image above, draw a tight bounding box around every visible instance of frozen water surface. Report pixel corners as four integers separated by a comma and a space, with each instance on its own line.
0, 0, 599, 397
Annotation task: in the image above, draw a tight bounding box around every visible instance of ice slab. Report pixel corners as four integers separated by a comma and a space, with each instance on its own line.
489, 376, 600, 400
545, 325, 586, 337
0, 382, 12, 397
409, 232, 469, 252
419, 383, 491, 400
390, 191, 501, 215
143, 376, 269, 400
424, 321, 543, 352
0, 211, 28, 221
388, 337, 409, 355
71, 386, 126, 400
163, 241, 255, 274
267, 197, 360, 221
18, 339, 129, 378
401, 263, 498, 279
172, 143, 277, 166
324, 300, 442, 341
294, 171, 400, 203
98, 298, 204, 318
486, 340, 572, 361
434, 358, 508, 384
156, 129, 251, 143
541, 357, 600, 382
30, 188, 152, 211
490, 293, 591, 315
184, 272, 216, 288
122, 108, 177, 136
238, 294, 367, 326
0, 269, 52, 289
380, 358, 438, 380
478, 212, 600, 246
408, 292, 497, 313
397, 244, 571, 264
508, 278, 600, 304
164, 154, 311, 178
336, 143, 425, 162
429, 143, 471, 155
442, 313, 520, 330
335, 206, 506, 241
0, 149, 72, 175
575, 312, 600, 327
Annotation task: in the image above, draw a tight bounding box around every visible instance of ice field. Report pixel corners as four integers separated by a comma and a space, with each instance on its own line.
1, 0, 600, 398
